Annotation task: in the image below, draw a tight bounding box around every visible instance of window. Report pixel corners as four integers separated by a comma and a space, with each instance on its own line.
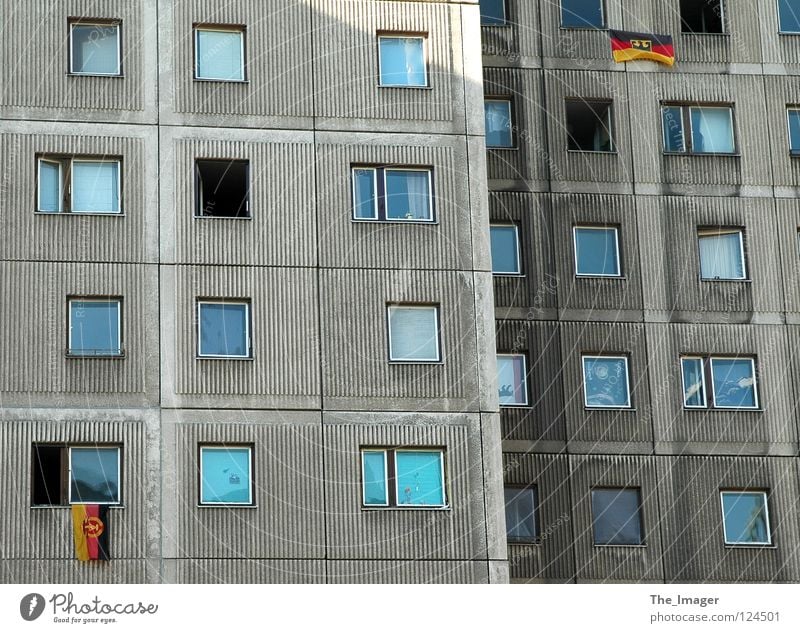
490, 224, 522, 275
497, 354, 529, 406
68, 298, 122, 357
573, 226, 621, 277
779, 0, 800, 33
681, 356, 758, 409
197, 300, 251, 359
195, 159, 250, 218
69, 21, 121, 76
199, 445, 253, 505
720, 491, 770, 545
662, 104, 735, 154
485, 99, 514, 148
361, 448, 446, 508
566, 100, 614, 152
32, 444, 121, 506
387, 305, 441, 362
378, 35, 427, 87
698, 228, 746, 280
480, 0, 507, 25
194, 26, 245, 81
352, 167, 434, 222
582, 355, 631, 408
505, 486, 538, 542
560, 0, 605, 29
37, 156, 121, 214
788, 108, 800, 155
591, 488, 643, 545
680, 0, 724, 34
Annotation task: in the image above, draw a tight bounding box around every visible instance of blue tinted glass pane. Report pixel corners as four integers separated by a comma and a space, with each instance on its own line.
789, 111, 800, 153
353, 169, 377, 219
583, 357, 630, 407
71, 24, 119, 74
779, 0, 800, 32
388, 307, 439, 361
711, 359, 757, 407
385, 170, 431, 220
70, 301, 120, 355
681, 358, 705, 407
575, 227, 619, 276
196, 30, 244, 80
490, 226, 520, 274
362, 452, 387, 505
201, 448, 251, 504
72, 162, 119, 213
561, 0, 604, 28
690, 107, 734, 153
39, 161, 61, 212
485, 101, 513, 147
379, 37, 426, 86
722, 493, 769, 544
70, 448, 119, 504
497, 355, 527, 405
396, 451, 444, 506
698, 232, 744, 279
662, 106, 685, 152
480, 0, 506, 25
591, 489, 642, 545
505, 488, 537, 540
199, 303, 249, 357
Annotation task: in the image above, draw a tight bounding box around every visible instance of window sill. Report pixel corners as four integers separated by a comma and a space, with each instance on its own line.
662, 152, 741, 158
193, 215, 253, 220
361, 505, 450, 512
584, 406, 635, 412
377, 84, 434, 91
197, 504, 257, 509
507, 538, 541, 545
566, 149, 617, 155
67, 73, 124, 78
592, 543, 647, 548
193, 78, 249, 84
65, 352, 126, 359
388, 359, 444, 365
493, 272, 525, 278
196, 355, 254, 361
575, 274, 626, 280
683, 407, 762, 412
35, 211, 125, 217
699, 277, 751, 283
500, 403, 530, 409
30, 505, 124, 510
481, 23, 511, 29
723, 543, 775, 549
559, 26, 608, 32
487, 145, 518, 151
352, 218, 438, 225
679, 32, 729, 37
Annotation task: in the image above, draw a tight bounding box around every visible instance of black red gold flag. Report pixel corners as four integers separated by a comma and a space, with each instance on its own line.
72, 504, 110, 561
609, 30, 675, 66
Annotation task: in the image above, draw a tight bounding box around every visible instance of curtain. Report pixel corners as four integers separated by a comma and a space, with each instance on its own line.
362, 452, 387, 505
389, 307, 438, 360
38, 161, 61, 212
385, 170, 430, 220
379, 37, 425, 86
681, 358, 705, 406
691, 107, 734, 153
200, 448, 251, 504
196, 30, 244, 80
698, 231, 743, 279
485, 101, 512, 147
72, 25, 119, 74
72, 162, 119, 213
395, 451, 444, 506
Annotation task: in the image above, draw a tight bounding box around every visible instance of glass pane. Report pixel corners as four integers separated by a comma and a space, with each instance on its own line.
699, 231, 744, 279
200, 447, 251, 504
395, 451, 444, 506
721, 492, 770, 544
353, 169, 377, 219
574, 227, 620, 276
69, 300, 120, 355
39, 161, 61, 213
485, 100, 513, 147
199, 303, 249, 357
71, 24, 119, 74
362, 452, 387, 505
583, 356, 630, 407
72, 162, 119, 213
779, 0, 800, 32
490, 225, 520, 274
385, 170, 431, 220
379, 37, 426, 87
561, 0, 604, 28
388, 306, 439, 361
711, 358, 757, 408
196, 30, 244, 80
70, 448, 119, 504
497, 355, 528, 405
505, 488, 537, 540
789, 110, 800, 153
691, 107, 734, 153
681, 358, 706, 407
662, 106, 685, 152
591, 489, 642, 545
479, 0, 506, 25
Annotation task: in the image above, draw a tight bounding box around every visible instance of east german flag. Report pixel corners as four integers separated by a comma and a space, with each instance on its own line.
72, 504, 110, 561
610, 30, 675, 66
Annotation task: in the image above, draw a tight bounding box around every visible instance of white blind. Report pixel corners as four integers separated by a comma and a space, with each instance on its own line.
72, 162, 119, 213
389, 307, 439, 361
196, 30, 244, 80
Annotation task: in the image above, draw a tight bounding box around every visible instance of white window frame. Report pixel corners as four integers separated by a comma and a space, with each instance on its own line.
490, 224, 522, 275
70, 158, 122, 214
688, 106, 735, 155
351, 167, 379, 220
484, 98, 515, 149
778, 0, 800, 34
680, 356, 708, 409
787, 107, 800, 154
663, 104, 736, 155
559, 0, 606, 29
37, 158, 64, 213
573, 225, 621, 278
497, 353, 529, 407
377, 34, 428, 88
69, 21, 122, 76
360, 449, 390, 507
581, 354, 631, 409
709, 356, 759, 409
199, 445, 254, 506
697, 228, 746, 281
67, 297, 122, 357
720, 490, 771, 546
194, 26, 246, 82
196, 300, 252, 359
394, 448, 447, 508
67, 446, 122, 505
382, 167, 434, 223
386, 304, 441, 363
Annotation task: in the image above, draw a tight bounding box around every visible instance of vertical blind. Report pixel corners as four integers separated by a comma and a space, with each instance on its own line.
388, 307, 439, 361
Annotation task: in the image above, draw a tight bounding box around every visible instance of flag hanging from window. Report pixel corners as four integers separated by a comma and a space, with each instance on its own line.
71, 504, 111, 561
609, 30, 675, 66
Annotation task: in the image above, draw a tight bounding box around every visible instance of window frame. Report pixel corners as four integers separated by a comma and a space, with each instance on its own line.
504, 484, 539, 543
489, 223, 523, 276
36, 155, 123, 215
360, 449, 390, 507
351, 166, 435, 223
573, 225, 622, 278
719, 490, 772, 546
679, 0, 726, 35
66, 296, 124, 358
590, 486, 645, 546
377, 33, 429, 88
386, 304, 442, 363
708, 356, 759, 410
196, 299, 253, 360
66, 445, 122, 505
480, 0, 509, 26
497, 352, 530, 407
581, 354, 632, 409
786, 106, 800, 155
68, 19, 123, 77
559, 0, 607, 29
360, 447, 448, 509
680, 356, 708, 409
484, 97, 516, 149
194, 158, 251, 219
198, 444, 255, 507
697, 227, 747, 281
778, 0, 800, 34
70, 158, 122, 214
193, 24, 247, 82
565, 98, 615, 153
37, 158, 64, 213
661, 103, 737, 155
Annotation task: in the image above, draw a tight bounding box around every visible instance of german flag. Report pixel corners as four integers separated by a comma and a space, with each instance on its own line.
72, 504, 110, 561
610, 30, 675, 66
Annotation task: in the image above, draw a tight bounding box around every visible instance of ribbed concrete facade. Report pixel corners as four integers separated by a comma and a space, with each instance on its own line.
0, 0, 506, 583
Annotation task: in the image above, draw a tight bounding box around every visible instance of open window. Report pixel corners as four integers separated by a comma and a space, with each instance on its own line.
680, 0, 724, 34
32, 444, 121, 506
195, 159, 250, 218
566, 99, 614, 152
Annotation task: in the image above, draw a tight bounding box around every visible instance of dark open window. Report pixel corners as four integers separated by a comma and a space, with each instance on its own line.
566, 99, 614, 152
195, 159, 250, 218
31, 444, 121, 506
680, 0, 724, 34
32, 445, 64, 506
